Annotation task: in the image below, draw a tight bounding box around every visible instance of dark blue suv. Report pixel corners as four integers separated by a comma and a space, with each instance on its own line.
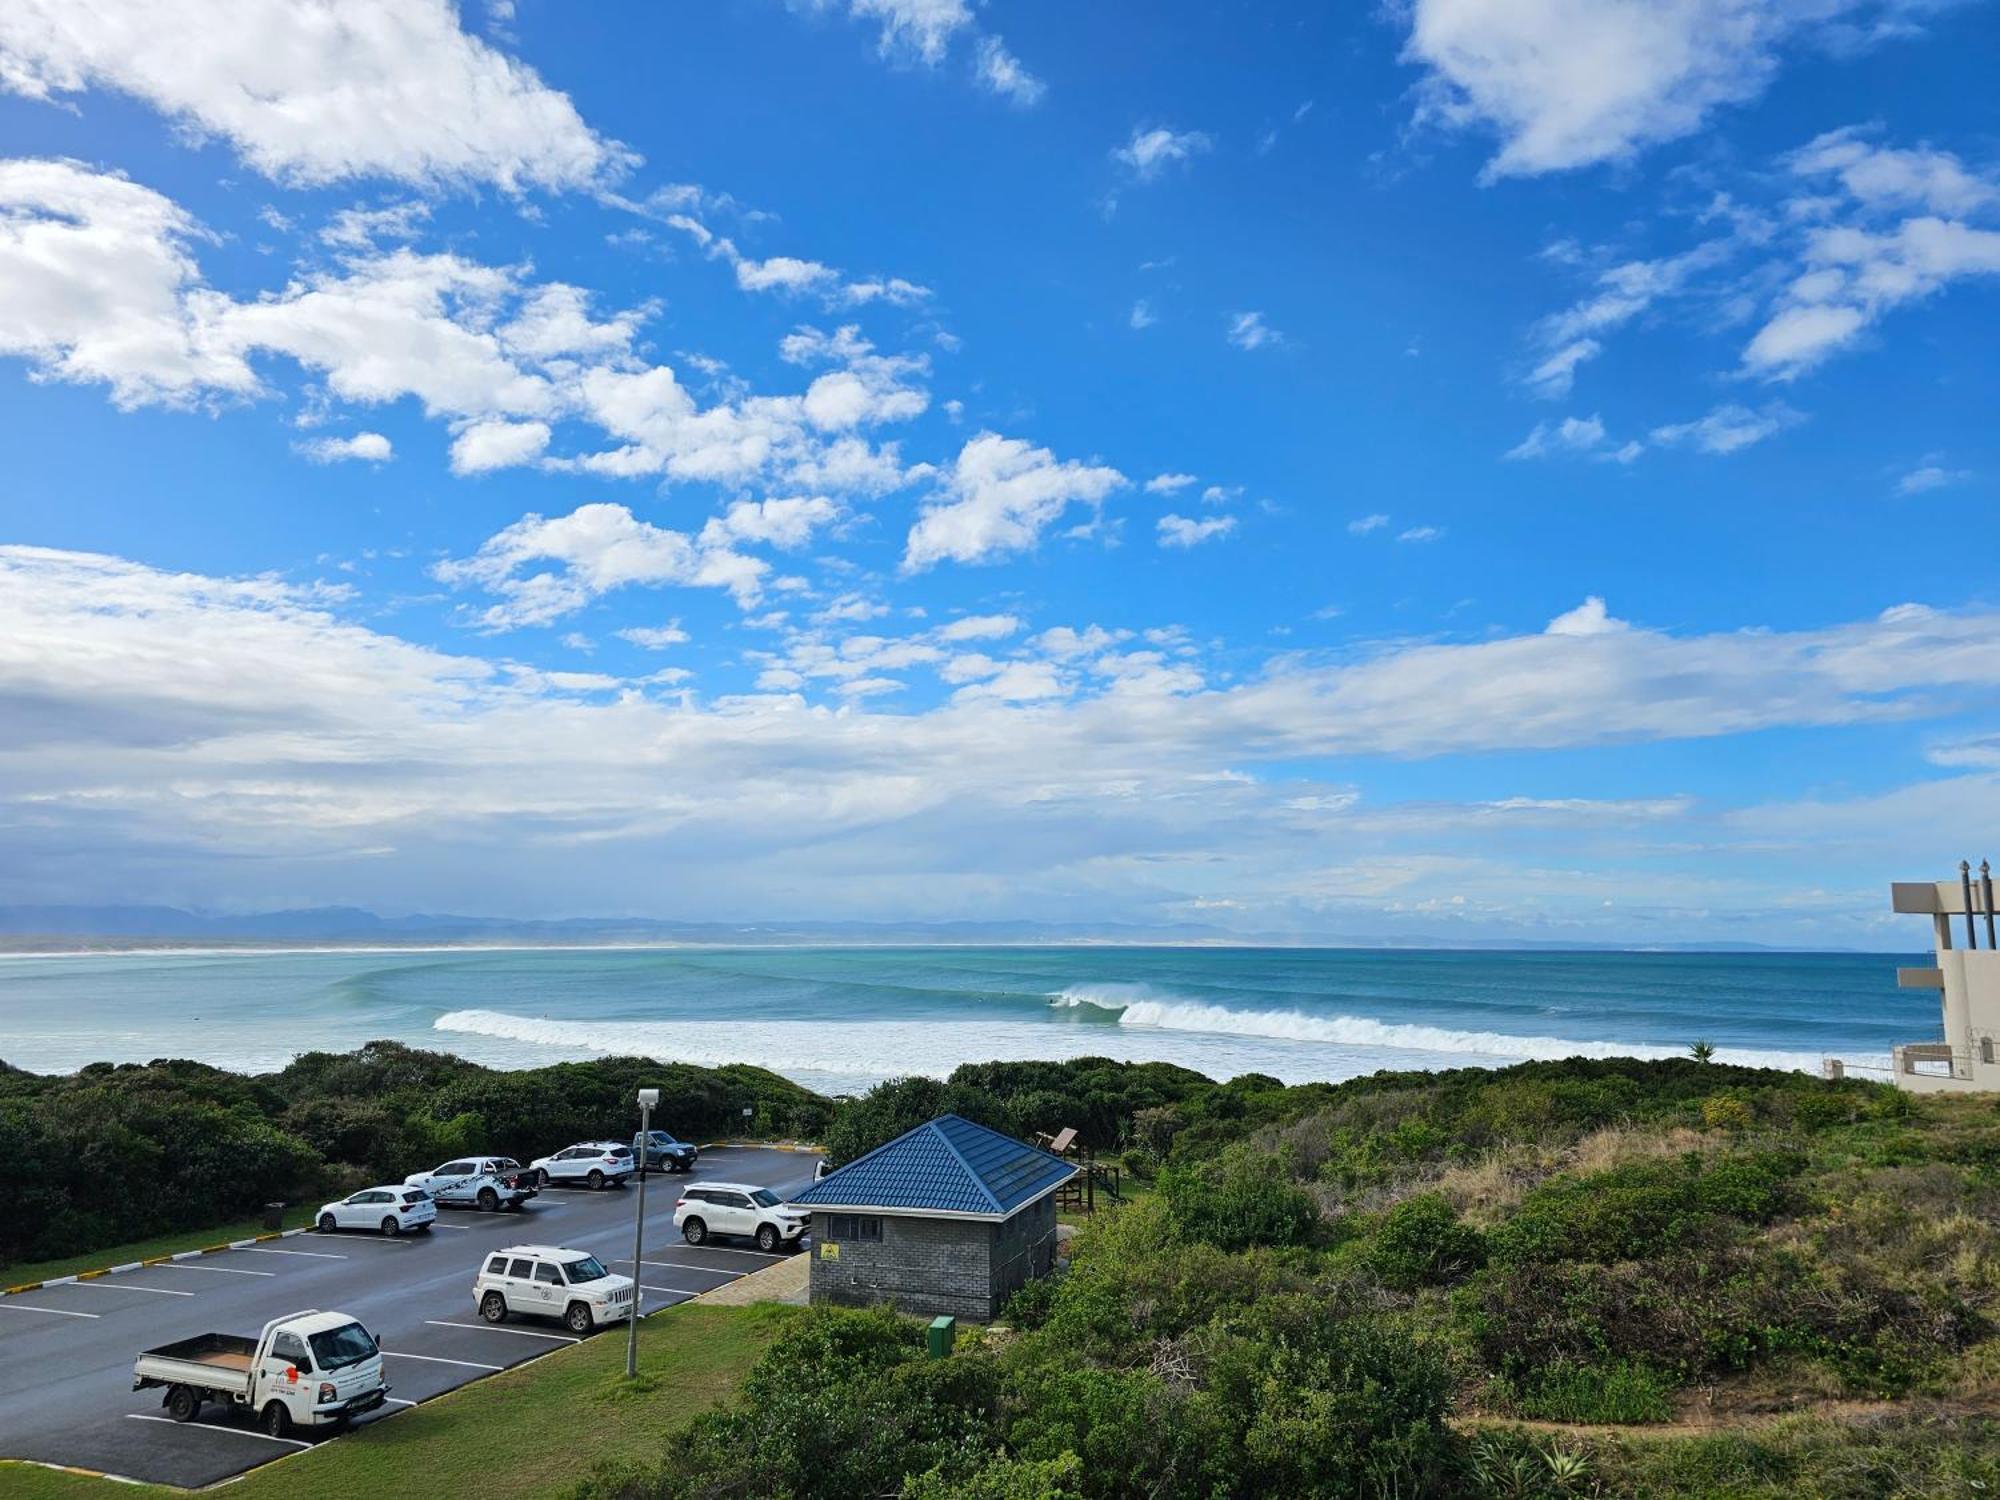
636, 1128, 699, 1174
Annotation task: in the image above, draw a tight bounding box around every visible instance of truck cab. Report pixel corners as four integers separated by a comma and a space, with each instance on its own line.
134, 1309, 389, 1438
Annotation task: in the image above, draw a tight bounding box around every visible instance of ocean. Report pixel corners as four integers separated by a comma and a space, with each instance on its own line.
0, 946, 1938, 1094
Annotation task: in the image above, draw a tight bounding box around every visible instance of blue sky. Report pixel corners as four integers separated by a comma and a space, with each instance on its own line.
1, 0, 1997, 945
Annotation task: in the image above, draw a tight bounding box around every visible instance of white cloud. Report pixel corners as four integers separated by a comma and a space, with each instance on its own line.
1129, 299, 1158, 330
296, 431, 393, 464
616, 622, 690, 650
937, 614, 1022, 642
1145, 472, 1196, 495
1524, 337, 1600, 399
1397, 525, 1445, 543
974, 37, 1044, 105
320, 201, 432, 252
699, 496, 843, 551
1545, 595, 1629, 636
904, 432, 1127, 570
450, 419, 552, 475
1649, 401, 1802, 454
1401, 0, 1942, 179
1114, 126, 1212, 181
1505, 414, 1608, 460
1348, 513, 1391, 536
433, 502, 767, 627
0, 159, 256, 407
21, 548, 2000, 935
1226, 311, 1282, 351
848, 0, 973, 63
735, 256, 840, 295
1157, 514, 1237, 549
1896, 459, 1973, 495
0, 0, 630, 191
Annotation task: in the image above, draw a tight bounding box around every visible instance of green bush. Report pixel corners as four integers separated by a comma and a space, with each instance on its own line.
1159, 1151, 1319, 1251
1367, 1192, 1487, 1291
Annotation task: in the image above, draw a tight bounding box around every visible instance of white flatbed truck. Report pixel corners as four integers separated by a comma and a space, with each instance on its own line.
133, 1309, 389, 1438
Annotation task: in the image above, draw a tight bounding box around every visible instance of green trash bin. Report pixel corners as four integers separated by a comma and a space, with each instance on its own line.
927, 1315, 956, 1359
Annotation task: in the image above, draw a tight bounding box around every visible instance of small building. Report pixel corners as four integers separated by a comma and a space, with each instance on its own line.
788, 1114, 1078, 1321
1850, 863, 2000, 1093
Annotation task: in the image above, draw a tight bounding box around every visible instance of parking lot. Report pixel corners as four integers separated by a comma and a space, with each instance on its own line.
0, 1145, 819, 1487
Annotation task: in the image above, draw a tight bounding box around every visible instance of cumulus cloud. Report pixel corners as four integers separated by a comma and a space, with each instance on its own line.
1157, 513, 1237, 548
0, 0, 630, 191
616, 622, 691, 650
1896, 458, 1973, 495
1545, 596, 1629, 636
1145, 472, 1196, 495
434, 503, 767, 627
450, 419, 552, 475
297, 431, 393, 464
1348, 514, 1390, 536
903, 433, 1127, 570
974, 37, 1044, 105
1401, 0, 1945, 179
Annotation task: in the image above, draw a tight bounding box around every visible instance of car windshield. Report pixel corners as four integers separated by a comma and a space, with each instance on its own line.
307, 1322, 379, 1372
750, 1188, 780, 1208
562, 1256, 610, 1284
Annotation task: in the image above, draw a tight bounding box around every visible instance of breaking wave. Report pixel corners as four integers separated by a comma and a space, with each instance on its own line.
1050, 985, 1831, 1073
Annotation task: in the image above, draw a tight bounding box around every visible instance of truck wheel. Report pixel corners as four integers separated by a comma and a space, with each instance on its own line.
756, 1224, 780, 1253
587, 1169, 605, 1190
166, 1385, 200, 1423
480, 1291, 508, 1324
682, 1216, 707, 1245
379, 1217, 400, 1237
260, 1401, 292, 1439
536, 1169, 550, 1188
477, 1187, 499, 1212
318, 1213, 337, 1234
564, 1302, 593, 1335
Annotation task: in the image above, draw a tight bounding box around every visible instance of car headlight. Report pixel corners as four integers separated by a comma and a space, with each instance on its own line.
318, 1382, 337, 1403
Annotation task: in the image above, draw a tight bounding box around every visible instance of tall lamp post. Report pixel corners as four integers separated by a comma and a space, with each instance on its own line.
627, 1086, 660, 1379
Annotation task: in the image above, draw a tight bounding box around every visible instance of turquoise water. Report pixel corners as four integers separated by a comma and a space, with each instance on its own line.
0, 946, 1938, 1093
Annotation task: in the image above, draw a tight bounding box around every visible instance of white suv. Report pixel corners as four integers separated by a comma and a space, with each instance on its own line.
673, 1182, 810, 1253
473, 1245, 636, 1334
530, 1141, 636, 1190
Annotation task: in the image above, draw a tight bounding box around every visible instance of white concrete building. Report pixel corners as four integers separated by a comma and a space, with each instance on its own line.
1856, 864, 2000, 1093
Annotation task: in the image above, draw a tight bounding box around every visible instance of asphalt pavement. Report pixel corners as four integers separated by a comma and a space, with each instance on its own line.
0, 1146, 819, 1487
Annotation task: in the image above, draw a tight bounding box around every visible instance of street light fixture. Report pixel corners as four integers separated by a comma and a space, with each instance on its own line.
627, 1087, 661, 1379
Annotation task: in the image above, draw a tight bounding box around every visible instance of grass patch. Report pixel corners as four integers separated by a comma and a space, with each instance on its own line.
0, 1301, 796, 1499
2, 1205, 321, 1287
1510, 1360, 1679, 1425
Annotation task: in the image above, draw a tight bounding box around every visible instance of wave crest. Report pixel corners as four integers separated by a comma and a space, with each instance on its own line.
1052, 988, 1831, 1072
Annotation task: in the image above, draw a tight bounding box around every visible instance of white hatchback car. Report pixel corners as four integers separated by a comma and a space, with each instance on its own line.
530, 1140, 637, 1190
673, 1181, 810, 1253
473, 1245, 636, 1334
317, 1184, 436, 1236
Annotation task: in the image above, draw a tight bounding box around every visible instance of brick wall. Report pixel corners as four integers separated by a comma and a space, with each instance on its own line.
808, 1211, 999, 1320
988, 1194, 1057, 1308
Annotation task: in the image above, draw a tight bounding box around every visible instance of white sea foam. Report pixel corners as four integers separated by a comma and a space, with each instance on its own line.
1050, 986, 1834, 1073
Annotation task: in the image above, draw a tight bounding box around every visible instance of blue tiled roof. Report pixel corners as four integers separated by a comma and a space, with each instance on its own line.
791, 1114, 1077, 1217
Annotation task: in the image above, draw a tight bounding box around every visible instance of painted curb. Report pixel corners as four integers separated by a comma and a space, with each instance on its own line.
2, 1226, 310, 1297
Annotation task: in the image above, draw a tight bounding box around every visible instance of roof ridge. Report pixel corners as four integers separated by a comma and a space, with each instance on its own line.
928, 1116, 1003, 1214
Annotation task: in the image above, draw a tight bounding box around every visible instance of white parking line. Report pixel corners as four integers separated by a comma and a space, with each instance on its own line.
123, 1414, 310, 1449
244, 1247, 345, 1260
157, 1262, 276, 1277
382, 1350, 503, 1372
639, 1284, 704, 1297
424, 1320, 579, 1344
74, 1281, 195, 1296
633, 1258, 740, 1276
382, 1397, 418, 1407
425, 1222, 474, 1231
0, 1303, 100, 1319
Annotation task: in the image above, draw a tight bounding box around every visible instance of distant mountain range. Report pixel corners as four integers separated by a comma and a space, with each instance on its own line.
0, 904, 1886, 953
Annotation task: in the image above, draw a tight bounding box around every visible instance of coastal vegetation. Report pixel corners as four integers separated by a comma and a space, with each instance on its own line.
0, 1042, 831, 1267
581, 1057, 2000, 1499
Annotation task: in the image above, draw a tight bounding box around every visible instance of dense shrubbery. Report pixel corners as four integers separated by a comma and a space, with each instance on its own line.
577, 1056, 2000, 1499
0, 1040, 831, 1266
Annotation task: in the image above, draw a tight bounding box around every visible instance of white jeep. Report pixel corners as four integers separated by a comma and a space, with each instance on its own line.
472, 1245, 636, 1335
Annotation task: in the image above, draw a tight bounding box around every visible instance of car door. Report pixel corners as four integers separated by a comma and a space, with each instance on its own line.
507, 1256, 542, 1311
334, 1190, 373, 1229
433, 1160, 475, 1200
713, 1190, 753, 1237
531, 1259, 565, 1316
263, 1329, 314, 1414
